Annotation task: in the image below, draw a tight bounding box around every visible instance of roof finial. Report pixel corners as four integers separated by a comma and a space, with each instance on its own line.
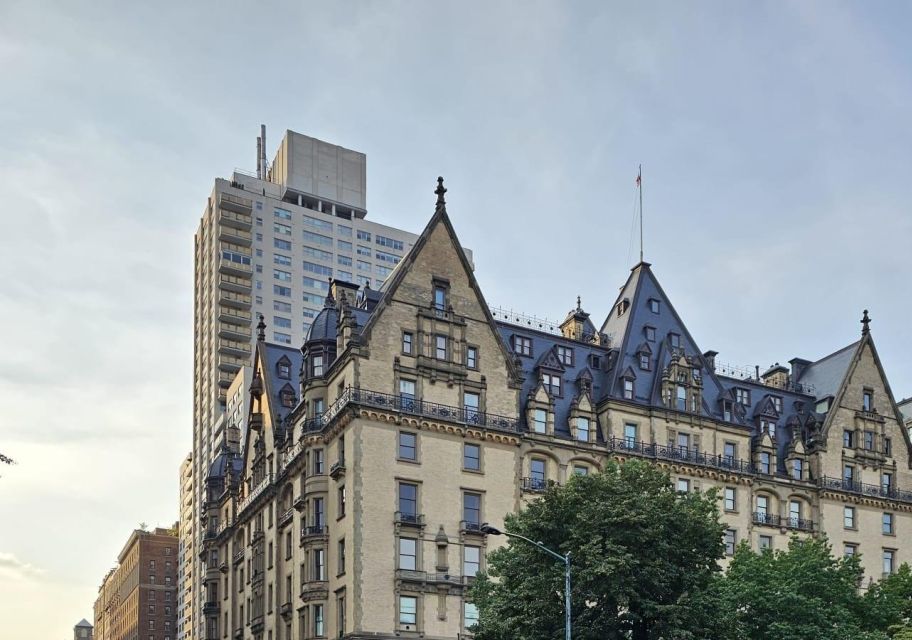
861, 309, 871, 336
435, 176, 447, 212
324, 278, 335, 308
576, 295, 582, 311
256, 313, 266, 341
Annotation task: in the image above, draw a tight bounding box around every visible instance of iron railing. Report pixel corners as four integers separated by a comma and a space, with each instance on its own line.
752, 512, 780, 527
395, 511, 425, 527
607, 436, 756, 474
819, 476, 912, 503
521, 477, 549, 493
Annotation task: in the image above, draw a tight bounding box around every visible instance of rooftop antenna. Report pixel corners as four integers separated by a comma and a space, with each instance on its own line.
637, 164, 644, 263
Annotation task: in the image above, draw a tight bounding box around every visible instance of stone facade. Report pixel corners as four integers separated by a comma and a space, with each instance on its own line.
201, 180, 912, 639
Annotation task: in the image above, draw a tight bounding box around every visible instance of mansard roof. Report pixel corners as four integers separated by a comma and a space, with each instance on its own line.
262, 343, 302, 413
796, 341, 859, 400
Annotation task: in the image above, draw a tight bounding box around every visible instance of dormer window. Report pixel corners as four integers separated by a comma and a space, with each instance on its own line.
722, 400, 733, 422
280, 385, 296, 408
588, 354, 601, 369
676, 386, 686, 411
760, 420, 776, 438
771, 397, 783, 413
277, 360, 291, 380
617, 298, 630, 317
623, 379, 634, 400
648, 299, 660, 314
669, 333, 681, 348
556, 346, 573, 366
512, 335, 532, 357
639, 354, 650, 370
735, 388, 751, 406
645, 326, 656, 342
542, 373, 561, 397
312, 354, 324, 377
692, 369, 701, 381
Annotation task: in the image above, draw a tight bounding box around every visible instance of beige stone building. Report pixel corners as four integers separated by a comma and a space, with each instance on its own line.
201, 178, 912, 639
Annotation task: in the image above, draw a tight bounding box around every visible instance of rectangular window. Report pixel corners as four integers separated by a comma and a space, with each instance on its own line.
676, 385, 687, 411
375, 249, 401, 264
844, 506, 856, 529
724, 487, 736, 511
645, 326, 656, 341
399, 379, 416, 405
303, 230, 333, 247
302, 214, 333, 232
883, 472, 893, 493
759, 535, 772, 551
399, 483, 418, 517
313, 604, 324, 637
274, 285, 291, 297
398, 432, 417, 461
557, 346, 573, 366
574, 464, 589, 476
791, 458, 803, 480
624, 423, 637, 447
337, 239, 352, 252
273, 301, 292, 313
356, 245, 371, 257
576, 417, 591, 442
463, 492, 481, 526
670, 333, 681, 348
788, 500, 801, 527
844, 544, 857, 558
884, 550, 895, 575
623, 379, 634, 400
464, 392, 480, 423
273, 332, 291, 344
723, 400, 733, 422
274, 222, 291, 236
844, 465, 855, 485
356, 275, 370, 288
466, 346, 478, 369
435, 334, 447, 360
302, 246, 333, 261
864, 430, 875, 450
356, 259, 371, 272
399, 538, 417, 570
885, 437, 892, 456
464, 602, 479, 630
399, 595, 417, 625
274, 268, 292, 281
274, 253, 291, 266
357, 230, 372, 241
464, 443, 480, 471
677, 478, 690, 493
771, 397, 783, 414
303, 261, 333, 277
735, 388, 750, 406
513, 335, 532, 357
864, 390, 873, 412
312, 354, 324, 377
542, 373, 561, 397
639, 353, 650, 370
402, 332, 413, 355
312, 449, 324, 475
759, 452, 770, 474
724, 529, 736, 556
433, 285, 446, 311
376, 264, 392, 279
530, 459, 546, 488
337, 539, 346, 575
313, 548, 325, 581
883, 513, 895, 535
274, 238, 292, 251
649, 299, 660, 313
464, 545, 480, 576
843, 430, 854, 448
376, 235, 404, 251
274, 208, 292, 220
723, 442, 736, 464
338, 486, 346, 517
273, 316, 291, 329
533, 409, 547, 433
337, 254, 352, 267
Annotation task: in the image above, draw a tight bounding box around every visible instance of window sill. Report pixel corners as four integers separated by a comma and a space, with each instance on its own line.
397, 458, 421, 466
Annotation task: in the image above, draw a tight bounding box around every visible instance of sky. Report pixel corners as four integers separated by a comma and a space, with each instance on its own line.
1, 0, 911, 637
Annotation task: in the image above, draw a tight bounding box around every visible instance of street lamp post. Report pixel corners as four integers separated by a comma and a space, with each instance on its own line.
480, 523, 571, 640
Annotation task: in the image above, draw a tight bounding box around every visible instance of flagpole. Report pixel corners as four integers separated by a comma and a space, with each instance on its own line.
638, 164, 643, 263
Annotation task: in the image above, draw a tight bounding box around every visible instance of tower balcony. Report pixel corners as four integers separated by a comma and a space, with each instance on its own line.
217, 274, 252, 294
217, 322, 252, 342
218, 340, 251, 359
218, 192, 253, 215
218, 307, 251, 324
218, 291, 252, 310
218, 224, 252, 247
218, 208, 252, 230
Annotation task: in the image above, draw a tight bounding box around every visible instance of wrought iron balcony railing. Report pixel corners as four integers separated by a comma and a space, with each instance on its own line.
395, 511, 425, 527
521, 477, 549, 493
819, 476, 912, 503
752, 511, 780, 527
607, 436, 756, 475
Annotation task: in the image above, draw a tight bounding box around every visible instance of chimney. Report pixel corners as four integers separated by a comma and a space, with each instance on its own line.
260, 124, 267, 180
703, 350, 718, 371
256, 135, 262, 179
330, 279, 360, 306
761, 363, 790, 389
789, 358, 811, 382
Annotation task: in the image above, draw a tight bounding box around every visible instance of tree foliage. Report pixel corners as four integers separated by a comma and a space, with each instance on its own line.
717, 536, 887, 640
471, 459, 727, 640
863, 564, 912, 633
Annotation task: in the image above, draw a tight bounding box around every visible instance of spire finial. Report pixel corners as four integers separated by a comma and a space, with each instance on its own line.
576, 295, 582, 311
324, 278, 335, 308
861, 309, 871, 336
435, 176, 447, 211
256, 313, 266, 341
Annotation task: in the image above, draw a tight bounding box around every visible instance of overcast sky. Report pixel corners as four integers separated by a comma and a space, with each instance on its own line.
2, 1, 912, 637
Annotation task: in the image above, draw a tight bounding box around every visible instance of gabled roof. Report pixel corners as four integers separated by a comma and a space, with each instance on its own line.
796, 341, 859, 400
75, 619, 93, 628
535, 347, 566, 372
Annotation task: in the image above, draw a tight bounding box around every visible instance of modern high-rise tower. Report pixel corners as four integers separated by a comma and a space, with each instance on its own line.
184, 128, 427, 640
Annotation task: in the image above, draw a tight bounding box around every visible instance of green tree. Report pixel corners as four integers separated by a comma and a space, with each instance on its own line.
471, 459, 728, 640
863, 564, 912, 632
718, 536, 887, 640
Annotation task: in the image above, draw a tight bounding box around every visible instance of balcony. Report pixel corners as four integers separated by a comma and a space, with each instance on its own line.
521, 477, 548, 494
232, 549, 244, 565
233, 628, 243, 640
219, 225, 252, 247
607, 436, 756, 475
785, 517, 815, 532
218, 290, 252, 310
217, 320, 252, 341
218, 306, 251, 324
300, 581, 329, 602
460, 520, 484, 535
300, 525, 328, 544
218, 207, 252, 230
293, 495, 306, 512
217, 354, 245, 372
395, 511, 425, 528
396, 569, 465, 587
218, 256, 253, 277
218, 274, 252, 294
237, 473, 273, 516
329, 460, 346, 479
219, 192, 253, 214
752, 512, 781, 527
251, 614, 264, 634
218, 340, 251, 359
819, 476, 912, 504
302, 387, 521, 436
277, 508, 294, 530
279, 601, 293, 618
203, 601, 219, 615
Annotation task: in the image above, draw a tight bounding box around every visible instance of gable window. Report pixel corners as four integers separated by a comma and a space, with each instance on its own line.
735, 388, 751, 406
639, 354, 650, 370
576, 417, 591, 442
645, 326, 656, 342
433, 285, 447, 311
623, 379, 634, 400
676, 385, 686, 411
435, 335, 447, 360
466, 346, 478, 369
402, 332, 413, 355
760, 420, 776, 439
542, 373, 561, 397
843, 430, 854, 448
532, 409, 547, 434
513, 335, 532, 357
649, 298, 660, 313
669, 333, 681, 348
556, 346, 573, 366
280, 386, 296, 408
863, 390, 873, 412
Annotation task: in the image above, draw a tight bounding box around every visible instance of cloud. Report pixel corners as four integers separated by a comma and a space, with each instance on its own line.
0, 553, 45, 581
